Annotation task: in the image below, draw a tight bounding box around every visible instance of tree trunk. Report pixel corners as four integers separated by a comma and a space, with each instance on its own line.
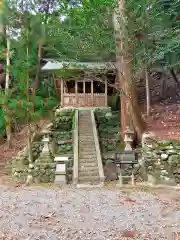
26, 31, 33, 164
27, 123, 33, 163
5, 38, 12, 148
122, 57, 146, 140
5, 38, 10, 92
33, 42, 42, 96
112, 9, 127, 140
115, 0, 147, 141
170, 68, 180, 87
145, 66, 150, 116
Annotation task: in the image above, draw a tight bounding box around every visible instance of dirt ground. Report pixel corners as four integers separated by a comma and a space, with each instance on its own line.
0, 183, 179, 240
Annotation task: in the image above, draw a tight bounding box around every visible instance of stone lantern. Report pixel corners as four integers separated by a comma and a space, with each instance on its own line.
115, 126, 137, 186
124, 126, 134, 152
41, 128, 54, 155
42, 135, 50, 153
34, 129, 55, 183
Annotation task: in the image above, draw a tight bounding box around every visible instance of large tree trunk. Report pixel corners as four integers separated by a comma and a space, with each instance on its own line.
114, 0, 147, 141
122, 56, 146, 140
112, 9, 127, 140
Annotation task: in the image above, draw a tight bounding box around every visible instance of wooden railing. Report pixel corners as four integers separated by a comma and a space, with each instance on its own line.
63, 93, 106, 107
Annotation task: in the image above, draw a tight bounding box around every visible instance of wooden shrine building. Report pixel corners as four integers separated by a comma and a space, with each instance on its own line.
41, 60, 116, 108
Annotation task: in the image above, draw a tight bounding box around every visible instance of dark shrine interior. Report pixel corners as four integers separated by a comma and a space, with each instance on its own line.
64, 71, 116, 95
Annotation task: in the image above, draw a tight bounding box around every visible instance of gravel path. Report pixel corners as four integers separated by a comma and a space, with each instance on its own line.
0, 185, 179, 240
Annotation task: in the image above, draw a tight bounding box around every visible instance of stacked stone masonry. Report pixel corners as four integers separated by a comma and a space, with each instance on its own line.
143, 137, 180, 185
10, 109, 75, 183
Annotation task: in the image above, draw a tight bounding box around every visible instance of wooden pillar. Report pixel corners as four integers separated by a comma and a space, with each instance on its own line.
61, 79, 64, 107
91, 80, 94, 106
105, 78, 108, 106
75, 81, 78, 106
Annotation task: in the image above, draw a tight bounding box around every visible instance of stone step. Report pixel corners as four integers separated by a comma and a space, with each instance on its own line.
79, 136, 94, 139
79, 160, 97, 165
80, 162, 98, 167
79, 141, 94, 144
79, 159, 97, 164
79, 135, 93, 138
79, 139, 94, 146
79, 129, 92, 131
79, 148, 96, 151
79, 151, 96, 155
79, 118, 91, 120
79, 116, 91, 123
79, 171, 99, 177
78, 134, 93, 137
79, 143, 94, 146
79, 145, 95, 148
79, 120, 91, 122
79, 166, 98, 171
79, 112, 91, 115
79, 147, 95, 150
79, 128, 93, 130
79, 146, 96, 150
79, 147, 96, 150
79, 146, 96, 149
79, 165, 99, 172
79, 125, 92, 128
79, 150, 96, 154
79, 153, 96, 158
78, 175, 100, 183
79, 139, 95, 142
79, 129, 93, 131
79, 124, 92, 126
79, 143, 95, 146
79, 156, 97, 161
79, 115, 91, 117
79, 137, 94, 139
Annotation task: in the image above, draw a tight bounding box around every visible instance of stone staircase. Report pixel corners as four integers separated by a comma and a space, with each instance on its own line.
78, 110, 101, 185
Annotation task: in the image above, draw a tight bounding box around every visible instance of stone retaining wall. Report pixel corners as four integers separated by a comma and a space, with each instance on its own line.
11, 134, 44, 181
53, 109, 75, 182
95, 109, 121, 181
95, 109, 121, 157
53, 109, 75, 155
142, 133, 180, 185
10, 109, 75, 183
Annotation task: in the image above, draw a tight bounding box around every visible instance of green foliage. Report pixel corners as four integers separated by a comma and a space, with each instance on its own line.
45, 1, 116, 61
0, 0, 179, 139
126, 0, 180, 71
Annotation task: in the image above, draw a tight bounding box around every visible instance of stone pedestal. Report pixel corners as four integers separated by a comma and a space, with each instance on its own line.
54, 156, 69, 185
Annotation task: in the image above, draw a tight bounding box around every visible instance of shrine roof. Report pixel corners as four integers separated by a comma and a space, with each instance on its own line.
41, 60, 116, 71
